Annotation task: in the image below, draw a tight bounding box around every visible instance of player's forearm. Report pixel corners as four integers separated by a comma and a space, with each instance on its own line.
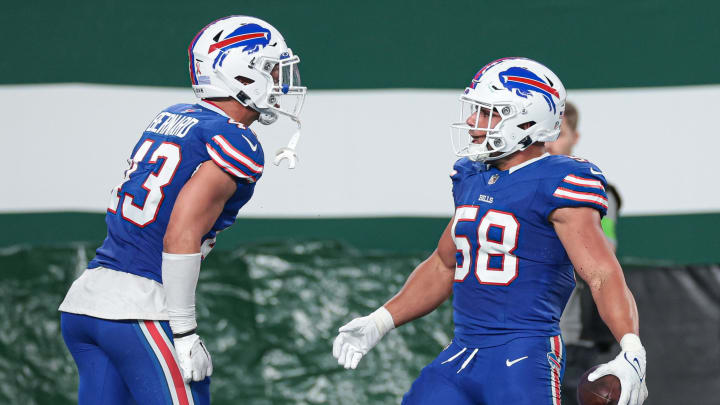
588, 269, 640, 341
384, 250, 454, 327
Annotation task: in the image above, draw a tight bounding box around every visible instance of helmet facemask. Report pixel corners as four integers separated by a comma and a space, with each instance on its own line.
450, 97, 529, 162
211, 51, 306, 126
247, 52, 305, 125
270, 53, 305, 121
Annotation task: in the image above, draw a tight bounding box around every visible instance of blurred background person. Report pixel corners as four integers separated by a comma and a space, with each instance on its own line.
548, 101, 624, 405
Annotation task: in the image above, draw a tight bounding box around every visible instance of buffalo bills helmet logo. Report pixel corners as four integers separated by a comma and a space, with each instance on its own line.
499, 67, 560, 113
469, 57, 519, 89
208, 23, 272, 68
547, 351, 561, 370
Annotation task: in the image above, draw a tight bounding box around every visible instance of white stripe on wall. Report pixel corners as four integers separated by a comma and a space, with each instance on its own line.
1, 84, 719, 215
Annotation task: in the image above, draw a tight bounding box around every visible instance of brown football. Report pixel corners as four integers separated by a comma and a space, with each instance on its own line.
577, 365, 622, 405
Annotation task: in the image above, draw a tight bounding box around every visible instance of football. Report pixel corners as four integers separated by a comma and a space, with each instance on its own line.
577, 365, 622, 405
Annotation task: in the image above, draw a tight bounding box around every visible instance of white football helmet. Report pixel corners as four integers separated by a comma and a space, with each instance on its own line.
188, 16, 306, 125
450, 57, 566, 162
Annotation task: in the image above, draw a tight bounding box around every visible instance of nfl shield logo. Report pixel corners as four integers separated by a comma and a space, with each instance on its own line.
488, 174, 499, 185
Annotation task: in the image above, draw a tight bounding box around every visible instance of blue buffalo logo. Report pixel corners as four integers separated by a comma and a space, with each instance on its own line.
209, 23, 272, 68
547, 352, 561, 370
499, 67, 560, 113
469, 57, 518, 89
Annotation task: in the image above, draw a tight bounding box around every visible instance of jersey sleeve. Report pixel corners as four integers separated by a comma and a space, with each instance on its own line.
542, 159, 609, 219
202, 126, 264, 183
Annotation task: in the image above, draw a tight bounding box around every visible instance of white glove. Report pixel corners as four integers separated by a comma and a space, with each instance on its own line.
173, 333, 213, 383
332, 307, 395, 369
588, 333, 648, 405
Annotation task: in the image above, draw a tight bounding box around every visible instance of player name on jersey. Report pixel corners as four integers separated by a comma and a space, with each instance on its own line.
145, 112, 199, 138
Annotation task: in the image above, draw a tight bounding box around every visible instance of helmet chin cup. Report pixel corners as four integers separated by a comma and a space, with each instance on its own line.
466, 143, 491, 162
273, 122, 301, 169
273, 147, 298, 169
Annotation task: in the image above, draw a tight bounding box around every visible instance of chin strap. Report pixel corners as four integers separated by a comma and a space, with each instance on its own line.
273, 118, 301, 169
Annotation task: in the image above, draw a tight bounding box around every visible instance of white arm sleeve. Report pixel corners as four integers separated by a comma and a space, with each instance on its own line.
162, 252, 202, 334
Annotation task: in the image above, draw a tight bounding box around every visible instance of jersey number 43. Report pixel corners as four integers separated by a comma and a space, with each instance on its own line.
451, 206, 519, 286
108, 140, 181, 227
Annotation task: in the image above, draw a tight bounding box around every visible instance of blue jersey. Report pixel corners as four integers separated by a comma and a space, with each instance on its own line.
88, 101, 264, 283
450, 154, 608, 348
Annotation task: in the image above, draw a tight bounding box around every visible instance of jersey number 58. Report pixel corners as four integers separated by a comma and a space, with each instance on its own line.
451, 206, 519, 285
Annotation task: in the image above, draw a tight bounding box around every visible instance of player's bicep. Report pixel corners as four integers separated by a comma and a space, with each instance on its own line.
164, 162, 237, 253
436, 218, 457, 271
550, 207, 619, 289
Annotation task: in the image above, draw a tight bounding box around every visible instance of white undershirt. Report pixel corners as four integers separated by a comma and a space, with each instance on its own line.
59, 267, 168, 320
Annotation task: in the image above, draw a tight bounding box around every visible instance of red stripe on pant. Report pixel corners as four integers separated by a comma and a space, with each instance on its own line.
144, 321, 190, 405
552, 335, 561, 405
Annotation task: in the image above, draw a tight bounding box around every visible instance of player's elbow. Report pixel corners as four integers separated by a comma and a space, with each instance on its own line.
584, 271, 605, 293
584, 266, 628, 298
163, 225, 202, 254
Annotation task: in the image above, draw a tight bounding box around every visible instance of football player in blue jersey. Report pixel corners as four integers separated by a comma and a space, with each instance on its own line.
333, 58, 648, 405
58, 16, 306, 405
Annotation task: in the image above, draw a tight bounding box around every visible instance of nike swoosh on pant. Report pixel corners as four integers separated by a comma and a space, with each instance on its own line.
506, 356, 529, 367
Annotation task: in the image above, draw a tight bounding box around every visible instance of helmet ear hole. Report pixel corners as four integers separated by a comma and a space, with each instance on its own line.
235, 76, 255, 85
518, 121, 535, 130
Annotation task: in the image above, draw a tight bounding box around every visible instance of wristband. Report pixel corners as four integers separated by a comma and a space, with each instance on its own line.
619, 333, 644, 352
370, 306, 396, 337
173, 328, 197, 339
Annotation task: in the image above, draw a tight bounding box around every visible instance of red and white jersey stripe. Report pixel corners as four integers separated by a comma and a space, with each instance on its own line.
211, 135, 263, 173
553, 187, 609, 209
562, 174, 604, 190
205, 143, 256, 182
